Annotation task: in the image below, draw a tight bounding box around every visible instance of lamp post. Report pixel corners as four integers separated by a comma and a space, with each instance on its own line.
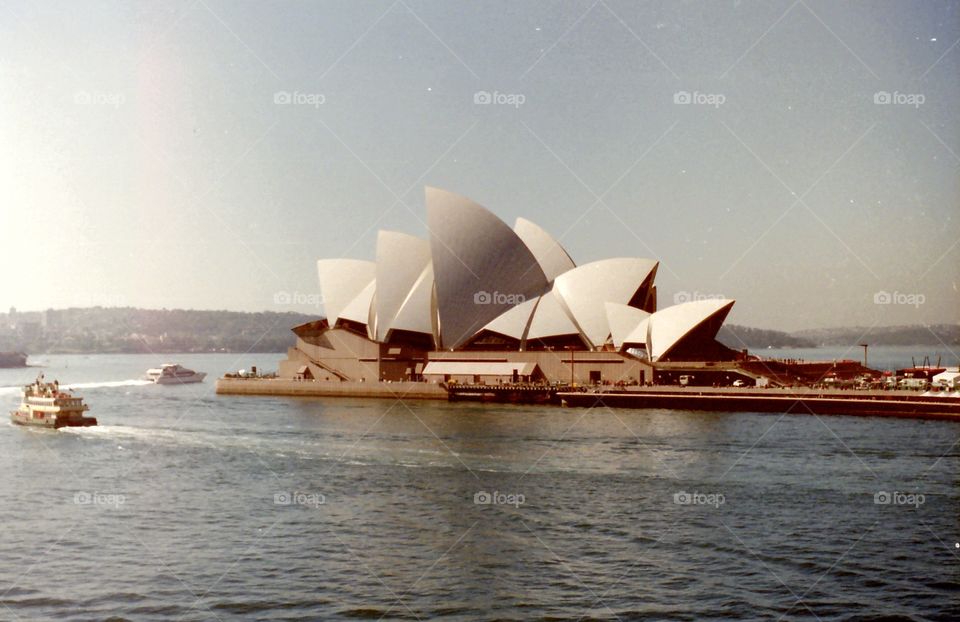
565, 345, 576, 387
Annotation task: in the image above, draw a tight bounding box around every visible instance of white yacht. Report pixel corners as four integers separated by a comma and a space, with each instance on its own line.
146, 363, 207, 385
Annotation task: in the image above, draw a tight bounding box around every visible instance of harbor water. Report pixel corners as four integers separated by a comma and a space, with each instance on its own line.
1, 349, 958, 621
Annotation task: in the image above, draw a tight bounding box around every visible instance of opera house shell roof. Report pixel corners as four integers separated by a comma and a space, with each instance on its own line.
315, 187, 735, 362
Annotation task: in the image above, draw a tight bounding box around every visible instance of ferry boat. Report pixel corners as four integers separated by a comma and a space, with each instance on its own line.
146, 363, 206, 385
10, 377, 97, 428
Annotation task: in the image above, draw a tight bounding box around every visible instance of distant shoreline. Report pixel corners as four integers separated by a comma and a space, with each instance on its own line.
3, 346, 953, 360
13, 352, 287, 358
1, 307, 956, 354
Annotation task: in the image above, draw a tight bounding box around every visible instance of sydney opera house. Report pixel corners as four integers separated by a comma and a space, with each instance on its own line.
277, 187, 743, 387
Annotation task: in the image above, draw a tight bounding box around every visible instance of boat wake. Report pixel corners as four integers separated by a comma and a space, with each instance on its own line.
60, 424, 197, 444
62, 379, 153, 391
0, 379, 152, 397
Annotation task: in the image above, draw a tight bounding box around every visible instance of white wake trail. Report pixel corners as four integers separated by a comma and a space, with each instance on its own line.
0, 379, 152, 396
62, 379, 153, 390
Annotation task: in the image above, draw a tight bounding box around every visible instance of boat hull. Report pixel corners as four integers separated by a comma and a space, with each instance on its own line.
557, 387, 960, 420
153, 373, 206, 385
10, 411, 98, 429
0, 352, 28, 368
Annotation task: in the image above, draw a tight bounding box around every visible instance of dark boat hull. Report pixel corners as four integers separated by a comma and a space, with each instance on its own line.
0, 352, 28, 368
446, 383, 561, 404
558, 388, 960, 421
10, 412, 98, 429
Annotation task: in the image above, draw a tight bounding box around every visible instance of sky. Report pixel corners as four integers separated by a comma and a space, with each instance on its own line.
0, 0, 957, 331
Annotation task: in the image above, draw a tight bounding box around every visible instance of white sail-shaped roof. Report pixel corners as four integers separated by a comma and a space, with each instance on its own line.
647, 299, 735, 362
390, 263, 435, 337
308, 189, 746, 364
605, 303, 651, 350
552, 258, 658, 348
374, 231, 431, 341
514, 217, 576, 282
621, 316, 651, 351
338, 279, 377, 337
426, 187, 550, 350
317, 259, 376, 326
481, 295, 538, 340
525, 291, 581, 341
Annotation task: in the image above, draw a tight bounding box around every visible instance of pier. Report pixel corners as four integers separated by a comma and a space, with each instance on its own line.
217, 377, 960, 420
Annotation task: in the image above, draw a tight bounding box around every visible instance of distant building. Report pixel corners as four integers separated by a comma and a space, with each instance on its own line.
16, 320, 42, 341
278, 187, 738, 386
42, 309, 62, 330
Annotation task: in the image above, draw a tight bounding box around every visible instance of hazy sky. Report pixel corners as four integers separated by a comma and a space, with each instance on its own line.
1, 0, 957, 330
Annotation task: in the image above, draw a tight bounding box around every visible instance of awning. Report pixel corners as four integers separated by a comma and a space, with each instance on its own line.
422, 361, 538, 376
296, 365, 309, 373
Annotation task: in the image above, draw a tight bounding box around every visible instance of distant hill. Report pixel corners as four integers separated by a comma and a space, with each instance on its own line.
793, 324, 960, 347
1, 307, 957, 354
0, 307, 318, 354
717, 325, 816, 349
720, 324, 960, 349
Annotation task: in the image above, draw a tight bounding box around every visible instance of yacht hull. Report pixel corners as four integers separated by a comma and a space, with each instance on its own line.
153, 373, 206, 385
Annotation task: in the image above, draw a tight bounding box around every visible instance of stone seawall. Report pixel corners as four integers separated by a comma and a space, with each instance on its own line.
215, 378, 448, 400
